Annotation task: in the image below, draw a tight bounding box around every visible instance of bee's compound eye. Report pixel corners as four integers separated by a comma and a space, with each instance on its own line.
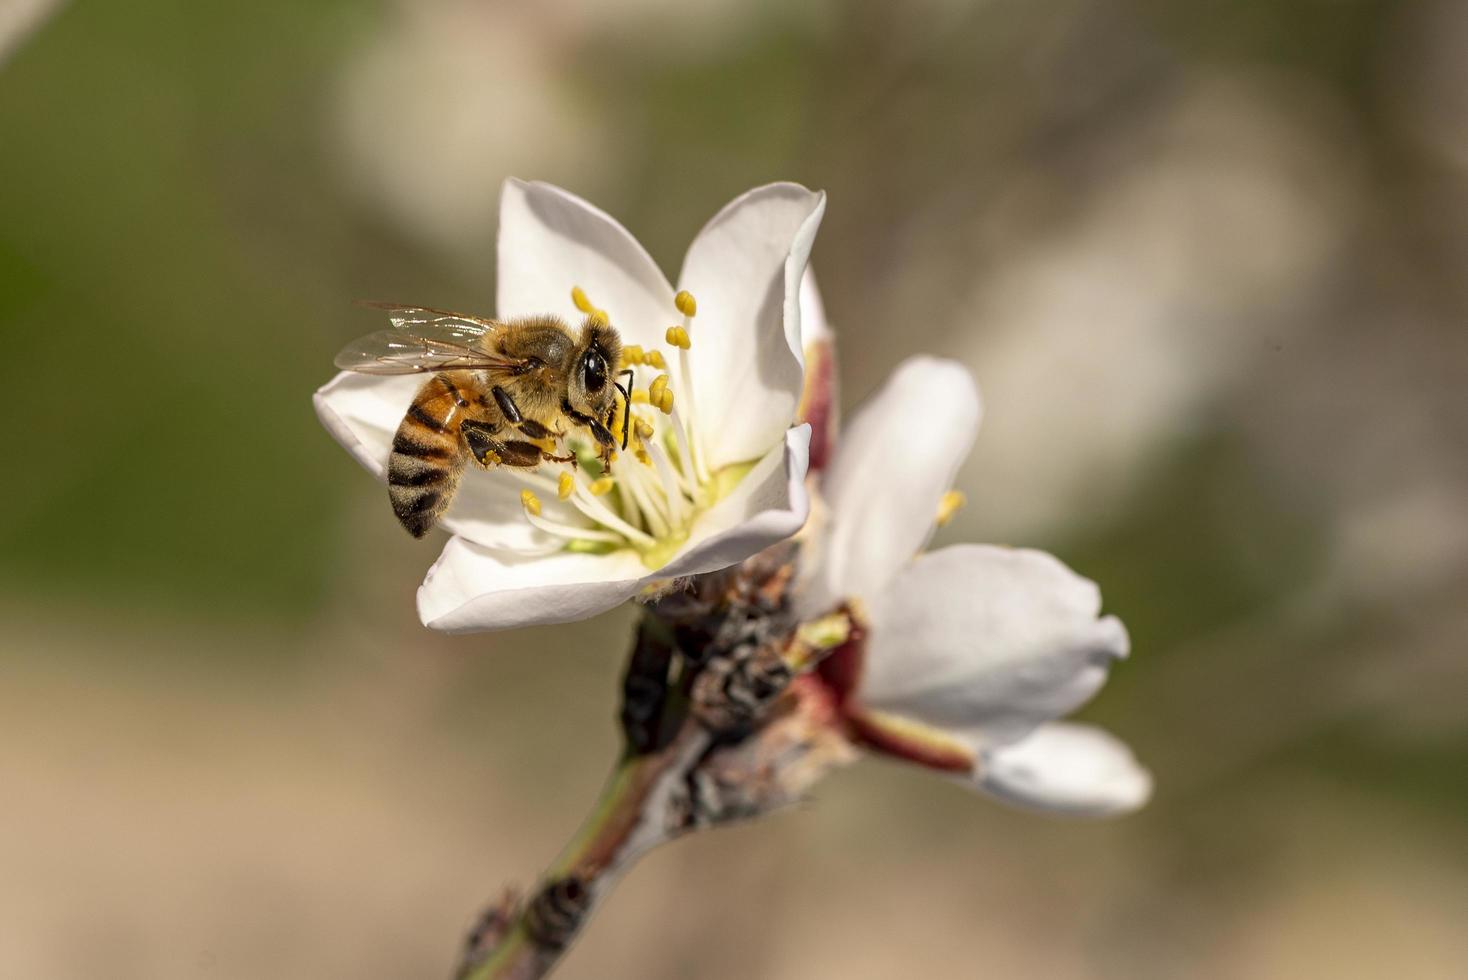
582, 350, 608, 393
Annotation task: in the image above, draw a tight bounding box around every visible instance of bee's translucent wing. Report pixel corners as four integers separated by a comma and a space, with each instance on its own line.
360, 302, 503, 337
334, 303, 516, 375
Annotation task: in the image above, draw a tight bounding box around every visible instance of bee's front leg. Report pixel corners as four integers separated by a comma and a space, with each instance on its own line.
587, 420, 617, 473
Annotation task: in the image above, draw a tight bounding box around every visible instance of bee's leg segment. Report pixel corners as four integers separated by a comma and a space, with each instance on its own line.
491, 385, 523, 424
497, 440, 551, 467
541, 450, 578, 466
613, 370, 634, 450
460, 419, 540, 468
460, 419, 502, 466
587, 419, 615, 448
559, 397, 617, 454
492, 384, 557, 441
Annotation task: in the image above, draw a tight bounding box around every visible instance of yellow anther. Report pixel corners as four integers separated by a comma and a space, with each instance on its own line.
800, 613, 852, 650
936, 490, 966, 526
657, 388, 674, 414
557, 472, 575, 501
520, 489, 543, 517
665, 326, 691, 350
587, 308, 609, 327
571, 286, 595, 313
644, 349, 667, 370
623, 344, 644, 365
648, 373, 670, 405
589, 476, 615, 496
630, 388, 650, 405
674, 290, 697, 317
635, 418, 655, 440
479, 449, 502, 466
636, 449, 653, 466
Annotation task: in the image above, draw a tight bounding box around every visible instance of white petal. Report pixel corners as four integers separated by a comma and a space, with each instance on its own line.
974, 723, 1152, 816
313, 370, 424, 479
808, 357, 981, 611
497, 179, 674, 350
417, 536, 648, 633
679, 183, 826, 469
799, 266, 831, 344
657, 425, 812, 580
861, 544, 1130, 747
437, 477, 568, 555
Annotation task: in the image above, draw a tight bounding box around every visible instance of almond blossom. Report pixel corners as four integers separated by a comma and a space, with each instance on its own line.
315, 180, 825, 632
794, 338, 1151, 816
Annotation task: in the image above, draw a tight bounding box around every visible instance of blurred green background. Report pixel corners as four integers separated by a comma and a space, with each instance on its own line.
3, 1, 1466, 977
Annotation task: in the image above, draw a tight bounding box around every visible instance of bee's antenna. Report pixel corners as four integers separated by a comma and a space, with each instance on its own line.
614, 369, 635, 450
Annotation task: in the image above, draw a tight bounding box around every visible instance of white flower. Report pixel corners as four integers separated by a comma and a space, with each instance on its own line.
796, 341, 1151, 817
315, 180, 826, 632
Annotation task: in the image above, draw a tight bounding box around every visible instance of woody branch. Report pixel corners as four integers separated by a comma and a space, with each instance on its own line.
452, 545, 855, 980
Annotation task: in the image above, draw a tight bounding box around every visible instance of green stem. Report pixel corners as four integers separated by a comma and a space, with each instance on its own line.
460, 723, 709, 980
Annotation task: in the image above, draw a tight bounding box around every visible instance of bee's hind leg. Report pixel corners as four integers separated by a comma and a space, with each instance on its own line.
461, 420, 542, 468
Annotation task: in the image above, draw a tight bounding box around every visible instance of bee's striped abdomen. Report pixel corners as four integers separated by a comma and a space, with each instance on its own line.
387, 373, 474, 538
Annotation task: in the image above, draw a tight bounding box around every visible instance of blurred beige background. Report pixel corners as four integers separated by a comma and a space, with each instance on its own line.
2, 1, 1466, 978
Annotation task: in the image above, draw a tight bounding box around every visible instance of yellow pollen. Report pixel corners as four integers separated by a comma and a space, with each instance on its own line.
521, 489, 543, 517
623, 344, 645, 365
648, 373, 670, 405
674, 290, 697, 317
636, 449, 652, 466
557, 472, 574, 501
936, 490, 966, 526
479, 449, 501, 466
644, 350, 666, 370
609, 403, 626, 445
635, 418, 655, 440
570, 286, 594, 313
589, 476, 615, 496
630, 389, 650, 405
665, 326, 691, 350
657, 388, 674, 414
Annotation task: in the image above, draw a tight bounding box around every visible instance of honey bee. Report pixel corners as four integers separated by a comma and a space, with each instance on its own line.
335, 303, 633, 537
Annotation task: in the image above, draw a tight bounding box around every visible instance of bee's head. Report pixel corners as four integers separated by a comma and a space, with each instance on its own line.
567, 318, 624, 424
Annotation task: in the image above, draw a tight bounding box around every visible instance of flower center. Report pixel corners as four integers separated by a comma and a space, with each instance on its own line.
512, 286, 726, 570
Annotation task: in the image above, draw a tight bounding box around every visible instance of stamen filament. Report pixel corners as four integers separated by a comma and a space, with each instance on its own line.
647, 442, 691, 527
665, 401, 701, 492
525, 509, 624, 544
671, 289, 710, 484
567, 476, 656, 547
676, 344, 709, 484
614, 464, 646, 528
505, 468, 561, 495
618, 460, 672, 538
